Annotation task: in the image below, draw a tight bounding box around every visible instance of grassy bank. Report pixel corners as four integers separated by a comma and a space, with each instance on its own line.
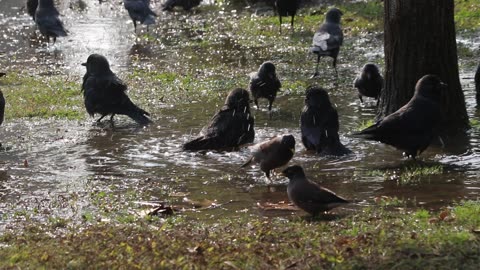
0, 200, 478, 269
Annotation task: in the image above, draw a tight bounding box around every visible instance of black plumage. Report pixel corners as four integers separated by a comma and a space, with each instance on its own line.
354, 74, 446, 159
183, 88, 254, 151
475, 63, 480, 106
241, 134, 295, 179
282, 165, 349, 216
354, 63, 384, 104
275, 0, 300, 32
162, 0, 202, 11
310, 8, 343, 77
81, 54, 152, 125
249, 61, 282, 112
0, 72, 5, 126
301, 87, 351, 156
26, 0, 38, 21
35, 0, 67, 43
123, 0, 157, 32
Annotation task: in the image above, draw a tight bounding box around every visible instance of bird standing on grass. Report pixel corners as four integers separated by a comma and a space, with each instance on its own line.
162, 0, 202, 11
275, 0, 300, 33
0, 72, 6, 126
354, 63, 384, 104
354, 74, 446, 159
183, 88, 255, 151
310, 8, 343, 77
241, 134, 295, 179
475, 63, 480, 106
35, 0, 67, 43
81, 54, 152, 125
249, 62, 282, 112
124, 0, 157, 32
301, 86, 351, 156
281, 165, 349, 216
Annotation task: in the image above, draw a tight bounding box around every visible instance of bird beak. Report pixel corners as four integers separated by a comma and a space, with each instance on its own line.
81, 63, 87, 66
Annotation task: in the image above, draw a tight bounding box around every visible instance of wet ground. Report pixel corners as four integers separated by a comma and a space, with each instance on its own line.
0, 0, 479, 228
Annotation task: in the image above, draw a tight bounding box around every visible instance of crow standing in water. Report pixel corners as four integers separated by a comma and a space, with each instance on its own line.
81, 54, 152, 125
241, 134, 295, 179
354, 74, 446, 159
310, 8, 343, 77
162, 0, 201, 11
354, 63, 384, 104
301, 87, 351, 156
249, 62, 282, 112
123, 0, 157, 32
475, 63, 480, 106
183, 88, 255, 151
35, 0, 67, 43
281, 165, 349, 216
275, 0, 300, 32
26, 0, 38, 21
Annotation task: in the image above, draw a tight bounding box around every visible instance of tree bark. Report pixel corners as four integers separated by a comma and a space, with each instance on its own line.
380, 0, 469, 133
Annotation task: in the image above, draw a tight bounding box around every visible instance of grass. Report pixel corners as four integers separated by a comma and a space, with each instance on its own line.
0, 200, 478, 269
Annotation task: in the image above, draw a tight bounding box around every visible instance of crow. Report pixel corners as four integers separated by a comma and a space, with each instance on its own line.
310, 8, 343, 77
0, 72, 5, 126
35, 0, 67, 43
241, 134, 295, 179
26, 0, 38, 21
123, 0, 157, 32
354, 74, 446, 159
475, 63, 480, 106
81, 54, 152, 125
301, 86, 351, 156
354, 63, 384, 104
249, 61, 282, 112
183, 88, 255, 151
281, 165, 349, 216
275, 0, 300, 33
162, 0, 202, 11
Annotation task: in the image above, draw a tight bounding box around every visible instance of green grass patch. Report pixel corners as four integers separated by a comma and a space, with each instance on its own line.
0, 200, 478, 269
455, 0, 480, 31
0, 72, 83, 120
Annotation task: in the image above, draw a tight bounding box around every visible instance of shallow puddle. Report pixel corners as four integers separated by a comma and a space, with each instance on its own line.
0, 0, 479, 228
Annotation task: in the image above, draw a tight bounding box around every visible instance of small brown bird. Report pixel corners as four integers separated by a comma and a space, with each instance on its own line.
241, 134, 295, 179
281, 165, 349, 216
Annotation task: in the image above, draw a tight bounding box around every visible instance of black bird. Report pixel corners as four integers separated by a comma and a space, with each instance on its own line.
241, 134, 295, 179
26, 0, 38, 21
123, 0, 157, 32
35, 0, 67, 43
0, 72, 5, 126
354, 63, 384, 104
301, 86, 351, 156
81, 54, 152, 125
310, 8, 343, 77
475, 63, 480, 106
354, 74, 446, 159
281, 165, 349, 216
275, 0, 300, 33
162, 0, 202, 11
249, 61, 282, 112
183, 88, 254, 151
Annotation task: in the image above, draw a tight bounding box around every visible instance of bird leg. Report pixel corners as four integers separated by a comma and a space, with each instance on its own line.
333, 57, 338, 76
312, 54, 321, 78
279, 16, 282, 33
96, 115, 107, 122
358, 94, 364, 104
109, 114, 115, 123
291, 15, 295, 31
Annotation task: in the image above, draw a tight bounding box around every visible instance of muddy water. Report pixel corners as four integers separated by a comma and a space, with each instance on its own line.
0, 0, 480, 227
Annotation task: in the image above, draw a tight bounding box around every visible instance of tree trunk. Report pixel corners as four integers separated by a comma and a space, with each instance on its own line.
380, 0, 469, 134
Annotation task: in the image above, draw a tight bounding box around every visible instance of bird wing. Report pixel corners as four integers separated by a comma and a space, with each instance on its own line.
36, 12, 67, 37
312, 23, 342, 51
294, 181, 347, 205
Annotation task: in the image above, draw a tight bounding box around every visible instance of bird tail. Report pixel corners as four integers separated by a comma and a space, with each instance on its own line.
182, 136, 215, 151
240, 156, 253, 168
143, 14, 156, 25
126, 104, 152, 125
351, 124, 379, 140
